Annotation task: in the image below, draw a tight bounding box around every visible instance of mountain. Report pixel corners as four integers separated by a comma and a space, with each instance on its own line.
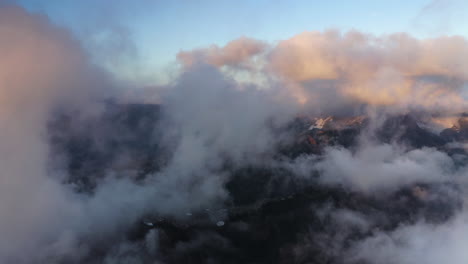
48, 104, 468, 263
48, 103, 164, 192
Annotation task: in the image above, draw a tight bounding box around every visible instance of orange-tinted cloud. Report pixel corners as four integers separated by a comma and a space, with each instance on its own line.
0, 5, 109, 262
270, 31, 468, 109
177, 37, 267, 68
179, 30, 468, 112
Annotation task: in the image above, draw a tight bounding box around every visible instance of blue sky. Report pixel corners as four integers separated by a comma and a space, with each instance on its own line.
14, 0, 468, 83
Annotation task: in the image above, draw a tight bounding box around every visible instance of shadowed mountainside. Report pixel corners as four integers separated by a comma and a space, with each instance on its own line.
48, 103, 468, 263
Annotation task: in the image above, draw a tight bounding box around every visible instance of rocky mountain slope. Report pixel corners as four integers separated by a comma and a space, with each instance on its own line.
48, 103, 468, 264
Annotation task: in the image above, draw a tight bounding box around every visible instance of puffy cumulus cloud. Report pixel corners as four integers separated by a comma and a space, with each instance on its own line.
271, 31, 468, 110
3, 4, 468, 263
150, 64, 301, 214
270, 30, 348, 81
0, 5, 304, 262
0, 6, 107, 112
0, 6, 303, 260
285, 134, 468, 263
347, 210, 468, 264
270, 31, 468, 81
177, 37, 267, 68
0, 5, 241, 263
271, 31, 468, 108
161, 64, 298, 162
180, 30, 468, 113
0, 4, 115, 263
315, 143, 456, 193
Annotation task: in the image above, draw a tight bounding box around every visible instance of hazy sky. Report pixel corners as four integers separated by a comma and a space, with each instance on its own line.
14, 0, 468, 83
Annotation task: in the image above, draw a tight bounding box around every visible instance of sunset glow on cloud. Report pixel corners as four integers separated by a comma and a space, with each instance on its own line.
2, 1, 468, 263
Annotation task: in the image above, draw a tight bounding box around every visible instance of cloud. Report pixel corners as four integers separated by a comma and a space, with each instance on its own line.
3, 3, 468, 263
270, 31, 468, 110
0, 5, 79, 262
348, 211, 468, 264
0, 4, 120, 263
177, 37, 267, 68
0, 5, 300, 262
0, 5, 303, 261
315, 143, 458, 193
149, 64, 301, 214
180, 30, 468, 113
